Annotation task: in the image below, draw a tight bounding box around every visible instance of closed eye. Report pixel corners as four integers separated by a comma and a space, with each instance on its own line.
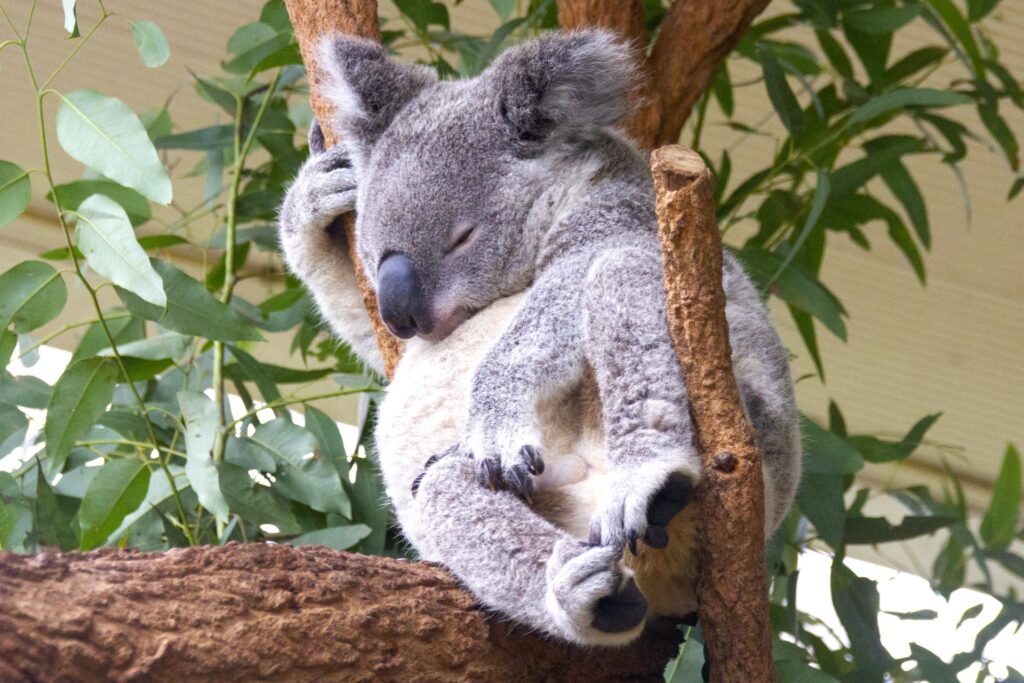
446, 225, 477, 255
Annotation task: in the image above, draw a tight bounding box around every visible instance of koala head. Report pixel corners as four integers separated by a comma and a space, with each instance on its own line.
319, 30, 636, 340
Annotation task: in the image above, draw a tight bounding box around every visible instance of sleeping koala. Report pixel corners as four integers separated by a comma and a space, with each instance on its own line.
279, 30, 801, 645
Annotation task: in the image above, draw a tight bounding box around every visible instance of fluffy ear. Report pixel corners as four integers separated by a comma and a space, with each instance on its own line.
318, 35, 436, 162
487, 30, 638, 145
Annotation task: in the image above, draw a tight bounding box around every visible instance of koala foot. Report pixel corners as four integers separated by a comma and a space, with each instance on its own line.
545, 539, 647, 645
590, 460, 696, 552
473, 444, 544, 503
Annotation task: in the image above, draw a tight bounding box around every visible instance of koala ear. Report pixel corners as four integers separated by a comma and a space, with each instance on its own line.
487, 30, 637, 144
318, 35, 436, 162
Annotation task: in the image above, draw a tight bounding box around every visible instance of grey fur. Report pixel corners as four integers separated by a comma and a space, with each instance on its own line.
278, 30, 801, 644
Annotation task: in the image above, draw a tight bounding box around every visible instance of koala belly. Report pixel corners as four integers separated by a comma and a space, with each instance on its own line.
375, 293, 699, 618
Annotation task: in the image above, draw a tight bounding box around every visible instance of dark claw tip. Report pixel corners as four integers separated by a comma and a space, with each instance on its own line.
644, 525, 669, 549
410, 471, 426, 497
520, 445, 545, 475
628, 531, 638, 556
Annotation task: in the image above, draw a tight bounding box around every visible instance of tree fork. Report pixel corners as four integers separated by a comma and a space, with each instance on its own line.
653, 146, 775, 682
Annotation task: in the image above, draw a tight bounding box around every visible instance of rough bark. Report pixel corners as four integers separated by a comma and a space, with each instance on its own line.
557, 0, 773, 149
652, 146, 775, 682
285, 0, 403, 378
0, 544, 683, 682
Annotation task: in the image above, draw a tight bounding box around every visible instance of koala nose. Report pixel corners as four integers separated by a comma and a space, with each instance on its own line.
377, 253, 432, 339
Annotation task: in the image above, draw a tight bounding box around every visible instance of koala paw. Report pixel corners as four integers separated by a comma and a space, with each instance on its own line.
472, 444, 544, 503
590, 462, 695, 553
545, 539, 647, 645
279, 146, 358, 238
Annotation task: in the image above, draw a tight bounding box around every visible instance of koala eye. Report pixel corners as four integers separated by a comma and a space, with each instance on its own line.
445, 225, 477, 255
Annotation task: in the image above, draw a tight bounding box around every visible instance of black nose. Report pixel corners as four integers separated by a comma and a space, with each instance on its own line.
377, 253, 431, 339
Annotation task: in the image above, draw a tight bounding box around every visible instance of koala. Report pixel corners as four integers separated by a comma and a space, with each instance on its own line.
279, 30, 802, 646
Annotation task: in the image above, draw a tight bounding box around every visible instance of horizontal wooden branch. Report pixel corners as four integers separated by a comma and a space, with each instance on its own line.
0, 544, 683, 682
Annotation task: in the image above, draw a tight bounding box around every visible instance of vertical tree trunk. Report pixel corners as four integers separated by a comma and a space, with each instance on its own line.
652, 146, 775, 682
285, 0, 403, 378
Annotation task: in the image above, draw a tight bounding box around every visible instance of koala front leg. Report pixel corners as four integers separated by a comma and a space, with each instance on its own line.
277, 121, 383, 373
584, 244, 701, 551
463, 254, 591, 500
414, 453, 648, 646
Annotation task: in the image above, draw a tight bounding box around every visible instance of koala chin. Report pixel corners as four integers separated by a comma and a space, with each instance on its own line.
278, 29, 802, 646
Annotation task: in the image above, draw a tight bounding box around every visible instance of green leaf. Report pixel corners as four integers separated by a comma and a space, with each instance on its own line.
789, 305, 824, 379
34, 460, 78, 550
394, 0, 451, 32
155, 125, 234, 151
0, 473, 32, 551
735, 247, 847, 341
306, 405, 350, 487
0, 261, 68, 334
217, 462, 301, 535
0, 161, 31, 230
194, 77, 239, 115
849, 88, 974, 126
845, 515, 958, 544
768, 169, 829, 287
797, 472, 846, 549
44, 358, 119, 472
815, 30, 853, 80
924, 0, 985, 77
179, 391, 230, 525
117, 260, 263, 342
78, 458, 150, 550
489, 0, 515, 19
979, 444, 1021, 552
61, 0, 79, 37
880, 161, 930, 248
224, 436, 277, 472
830, 560, 893, 679
223, 23, 291, 75
978, 104, 1020, 172
0, 373, 51, 410
249, 419, 349, 516
100, 332, 189, 362
75, 194, 166, 307
801, 416, 864, 475
956, 603, 983, 627
967, 0, 999, 21
849, 413, 942, 463
289, 524, 371, 550
130, 20, 170, 68
56, 90, 172, 204
843, 4, 921, 34
759, 44, 803, 135
50, 179, 151, 227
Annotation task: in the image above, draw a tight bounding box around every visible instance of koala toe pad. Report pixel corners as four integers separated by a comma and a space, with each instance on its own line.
591, 576, 648, 634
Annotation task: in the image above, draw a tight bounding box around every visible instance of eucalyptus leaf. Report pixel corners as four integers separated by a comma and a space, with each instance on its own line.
0, 161, 31, 230
74, 194, 166, 307
117, 260, 263, 342
49, 179, 151, 227
288, 524, 371, 550
44, 358, 119, 473
56, 90, 172, 204
179, 391, 230, 525
78, 458, 150, 550
61, 0, 79, 37
0, 261, 68, 334
130, 20, 170, 68
979, 444, 1021, 552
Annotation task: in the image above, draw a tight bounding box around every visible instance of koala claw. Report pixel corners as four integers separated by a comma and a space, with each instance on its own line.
470, 444, 544, 503
591, 467, 695, 551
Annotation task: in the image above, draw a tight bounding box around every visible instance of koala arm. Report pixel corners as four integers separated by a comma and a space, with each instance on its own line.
278, 146, 385, 375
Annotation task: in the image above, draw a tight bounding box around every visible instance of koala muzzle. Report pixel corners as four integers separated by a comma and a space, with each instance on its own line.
377, 253, 432, 339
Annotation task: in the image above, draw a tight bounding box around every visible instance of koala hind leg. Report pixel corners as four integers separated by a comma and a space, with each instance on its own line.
583, 245, 701, 551
415, 454, 648, 645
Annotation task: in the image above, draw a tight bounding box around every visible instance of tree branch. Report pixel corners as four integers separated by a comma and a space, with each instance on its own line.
0, 544, 683, 681
284, 0, 403, 378
652, 146, 774, 682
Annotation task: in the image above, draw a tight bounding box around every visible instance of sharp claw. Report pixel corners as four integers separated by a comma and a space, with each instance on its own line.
520, 445, 544, 475
410, 471, 426, 497
628, 531, 638, 556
